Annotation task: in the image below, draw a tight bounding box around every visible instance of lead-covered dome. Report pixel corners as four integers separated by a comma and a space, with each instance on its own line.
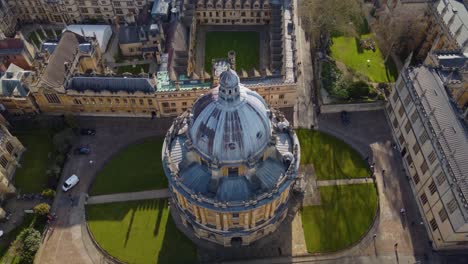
189, 69, 271, 164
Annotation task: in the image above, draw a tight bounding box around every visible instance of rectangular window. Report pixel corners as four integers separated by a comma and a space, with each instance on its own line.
45, 94, 61, 104
406, 153, 413, 165
182, 102, 187, 106
404, 94, 411, 105
413, 173, 420, 184
410, 110, 418, 123
73, 99, 82, 105
447, 198, 458, 214
398, 134, 405, 145
412, 142, 420, 155
421, 160, 428, 174
430, 218, 438, 231
439, 208, 448, 223
131, 99, 136, 105
392, 91, 399, 103
428, 151, 436, 164
162, 102, 169, 107
428, 181, 437, 195
436, 172, 446, 186
398, 105, 405, 117
147, 99, 153, 105
420, 193, 428, 205
139, 99, 144, 106
0, 156, 8, 168
171, 102, 176, 107
6, 142, 14, 154
419, 131, 429, 145
405, 121, 411, 133
392, 117, 398, 128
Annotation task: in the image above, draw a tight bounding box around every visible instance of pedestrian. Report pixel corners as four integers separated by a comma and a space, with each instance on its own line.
373, 233, 377, 239
394, 243, 398, 250
382, 169, 385, 175
365, 156, 369, 162
400, 208, 406, 215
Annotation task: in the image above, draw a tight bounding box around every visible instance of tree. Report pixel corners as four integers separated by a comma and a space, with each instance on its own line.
33, 203, 51, 216
348, 81, 371, 99
373, 7, 429, 60
299, 0, 364, 49
41, 189, 56, 199
52, 128, 77, 155
15, 228, 41, 264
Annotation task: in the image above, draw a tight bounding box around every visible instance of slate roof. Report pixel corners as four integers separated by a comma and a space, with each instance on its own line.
67, 77, 155, 94
409, 66, 468, 202
0, 39, 24, 55
119, 26, 142, 44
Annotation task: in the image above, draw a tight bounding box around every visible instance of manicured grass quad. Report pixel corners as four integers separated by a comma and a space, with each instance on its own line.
330, 34, 398, 83
297, 129, 370, 180
204, 31, 260, 73
91, 137, 168, 195
301, 184, 378, 253
14, 131, 54, 193
86, 199, 197, 264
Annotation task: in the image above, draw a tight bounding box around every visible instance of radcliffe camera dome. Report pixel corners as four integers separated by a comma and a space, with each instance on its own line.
162, 69, 300, 247
189, 70, 271, 164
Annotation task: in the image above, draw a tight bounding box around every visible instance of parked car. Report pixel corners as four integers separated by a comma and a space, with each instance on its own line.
80, 128, 96, 136
74, 147, 90, 155
62, 175, 79, 192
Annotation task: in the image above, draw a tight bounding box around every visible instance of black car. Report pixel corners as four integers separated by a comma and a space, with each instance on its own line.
74, 147, 91, 155
80, 128, 96, 136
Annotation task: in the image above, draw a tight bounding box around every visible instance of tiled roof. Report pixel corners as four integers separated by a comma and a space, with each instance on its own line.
409, 66, 468, 202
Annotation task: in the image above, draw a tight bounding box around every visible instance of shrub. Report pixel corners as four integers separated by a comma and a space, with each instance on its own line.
348, 81, 371, 99
63, 114, 79, 131
41, 189, 56, 199
15, 228, 41, 264
52, 128, 76, 155
377, 93, 385, 101
33, 203, 50, 216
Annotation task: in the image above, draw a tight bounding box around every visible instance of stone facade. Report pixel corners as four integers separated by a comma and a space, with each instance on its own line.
163, 69, 301, 246
420, 0, 468, 61
0, 64, 39, 115
385, 59, 468, 250
0, 118, 25, 199
195, 0, 271, 25
7, 0, 149, 24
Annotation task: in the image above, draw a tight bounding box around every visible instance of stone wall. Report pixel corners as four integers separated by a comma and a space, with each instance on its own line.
320, 101, 385, 113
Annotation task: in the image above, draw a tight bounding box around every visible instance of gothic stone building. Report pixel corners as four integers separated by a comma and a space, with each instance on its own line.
162, 69, 300, 246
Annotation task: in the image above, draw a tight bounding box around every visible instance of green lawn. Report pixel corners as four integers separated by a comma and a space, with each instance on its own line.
330, 34, 397, 82
14, 131, 54, 193
116, 64, 150, 74
205, 31, 259, 73
86, 199, 197, 264
297, 129, 369, 180
301, 184, 378, 253
90, 137, 167, 195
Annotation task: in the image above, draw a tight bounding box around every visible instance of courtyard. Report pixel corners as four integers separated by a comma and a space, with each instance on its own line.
204, 31, 260, 72
86, 199, 197, 264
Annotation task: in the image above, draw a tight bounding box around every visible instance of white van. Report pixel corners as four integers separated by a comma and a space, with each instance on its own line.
62, 175, 79, 192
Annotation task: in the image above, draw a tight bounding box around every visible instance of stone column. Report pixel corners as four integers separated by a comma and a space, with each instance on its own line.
223, 214, 229, 231
216, 213, 222, 229
244, 212, 250, 229
200, 207, 207, 224
250, 210, 257, 228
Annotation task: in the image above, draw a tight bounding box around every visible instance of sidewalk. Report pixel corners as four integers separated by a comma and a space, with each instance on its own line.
317, 178, 372, 187
86, 189, 170, 205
